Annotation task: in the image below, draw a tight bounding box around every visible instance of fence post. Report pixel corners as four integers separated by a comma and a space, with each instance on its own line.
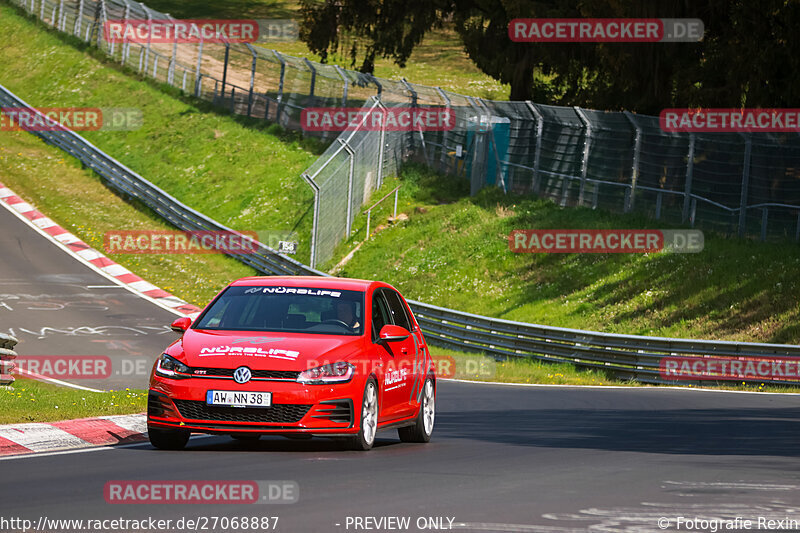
525, 101, 544, 195
435, 87, 452, 174
682, 133, 696, 222
220, 43, 230, 105
273, 50, 286, 122
95, 0, 107, 48
245, 44, 257, 117
194, 37, 204, 97
58, 0, 65, 31
334, 65, 349, 107
303, 58, 317, 106
121, 2, 130, 64
761, 208, 768, 241
39, 0, 45, 25
74, 0, 84, 37
738, 135, 753, 237
401, 78, 418, 154
376, 97, 387, 189
168, 20, 178, 86
300, 173, 319, 269
143, 7, 152, 74
574, 107, 594, 207
622, 111, 641, 213
339, 139, 356, 237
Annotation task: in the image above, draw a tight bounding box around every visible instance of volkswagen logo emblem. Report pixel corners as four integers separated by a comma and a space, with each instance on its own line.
233, 366, 252, 384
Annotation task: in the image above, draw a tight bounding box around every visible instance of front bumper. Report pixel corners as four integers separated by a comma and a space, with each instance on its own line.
147, 375, 360, 436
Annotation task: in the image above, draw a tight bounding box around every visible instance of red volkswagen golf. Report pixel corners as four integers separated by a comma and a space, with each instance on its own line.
147, 276, 435, 451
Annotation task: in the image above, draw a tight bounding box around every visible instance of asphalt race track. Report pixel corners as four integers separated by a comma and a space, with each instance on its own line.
3, 195, 800, 532
0, 205, 181, 390
2, 381, 800, 532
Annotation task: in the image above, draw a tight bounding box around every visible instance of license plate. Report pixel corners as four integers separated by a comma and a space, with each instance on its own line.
206, 390, 272, 407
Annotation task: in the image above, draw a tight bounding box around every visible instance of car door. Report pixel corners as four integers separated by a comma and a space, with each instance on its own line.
377, 288, 418, 419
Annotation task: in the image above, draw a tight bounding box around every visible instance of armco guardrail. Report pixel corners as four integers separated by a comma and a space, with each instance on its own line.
3, 82, 800, 386
0, 333, 18, 386
0, 85, 324, 279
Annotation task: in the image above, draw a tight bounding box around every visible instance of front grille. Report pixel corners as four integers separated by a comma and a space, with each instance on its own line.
193, 368, 300, 380
174, 400, 311, 423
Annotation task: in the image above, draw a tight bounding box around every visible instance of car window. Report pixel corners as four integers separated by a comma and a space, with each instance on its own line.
194, 286, 364, 335
383, 289, 413, 331
371, 291, 393, 341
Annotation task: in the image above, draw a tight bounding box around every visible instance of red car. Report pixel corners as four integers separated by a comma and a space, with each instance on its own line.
147, 276, 436, 451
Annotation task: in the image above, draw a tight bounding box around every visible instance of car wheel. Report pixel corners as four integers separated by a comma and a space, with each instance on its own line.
231, 433, 261, 441
398, 377, 435, 443
348, 378, 379, 451
148, 427, 190, 450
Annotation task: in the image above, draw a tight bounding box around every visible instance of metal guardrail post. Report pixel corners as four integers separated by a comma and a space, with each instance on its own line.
622, 111, 641, 213
682, 133, 696, 222
575, 107, 593, 207
0, 333, 17, 386
300, 173, 319, 269
738, 135, 753, 237
525, 101, 544, 195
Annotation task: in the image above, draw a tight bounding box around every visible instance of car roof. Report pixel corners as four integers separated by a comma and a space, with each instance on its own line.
229, 276, 382, 292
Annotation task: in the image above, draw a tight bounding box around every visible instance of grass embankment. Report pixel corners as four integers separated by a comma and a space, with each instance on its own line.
0, 378, 147, 424
140, 0, 512, 100
331, 165, 800, 345
0, 2, 320, 267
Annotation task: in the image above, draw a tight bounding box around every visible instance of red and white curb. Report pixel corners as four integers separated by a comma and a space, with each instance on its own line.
0, 181, 202, 317
0, 414, 147, 457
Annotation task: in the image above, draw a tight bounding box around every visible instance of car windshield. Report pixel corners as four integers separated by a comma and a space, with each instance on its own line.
194, 285, 365, 336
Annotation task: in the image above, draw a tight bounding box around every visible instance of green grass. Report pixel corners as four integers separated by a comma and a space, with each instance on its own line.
330, 164, 800, 345
0, 2, 320, 265
0, 378, 146, 424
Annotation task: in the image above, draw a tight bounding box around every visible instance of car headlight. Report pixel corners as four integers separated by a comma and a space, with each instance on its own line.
297, 362, 355, 384
155, 354, 191, 379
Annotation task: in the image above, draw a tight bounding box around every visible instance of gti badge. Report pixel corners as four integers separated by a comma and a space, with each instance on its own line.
233, 366, 252, 384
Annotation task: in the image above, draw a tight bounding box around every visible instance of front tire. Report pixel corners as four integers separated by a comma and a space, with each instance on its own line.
148, 427, 190, 450
398, 377, 435, 443
348, 378, 379, 451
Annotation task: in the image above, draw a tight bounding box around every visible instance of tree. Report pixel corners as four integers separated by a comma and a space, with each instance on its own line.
299, 0, 800, 113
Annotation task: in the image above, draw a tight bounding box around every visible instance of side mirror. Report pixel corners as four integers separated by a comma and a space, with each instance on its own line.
378, 324, 410, 343
171, 317, 192, 333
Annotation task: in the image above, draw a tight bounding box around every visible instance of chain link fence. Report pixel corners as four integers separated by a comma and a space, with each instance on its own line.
11, 0, 800, 270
